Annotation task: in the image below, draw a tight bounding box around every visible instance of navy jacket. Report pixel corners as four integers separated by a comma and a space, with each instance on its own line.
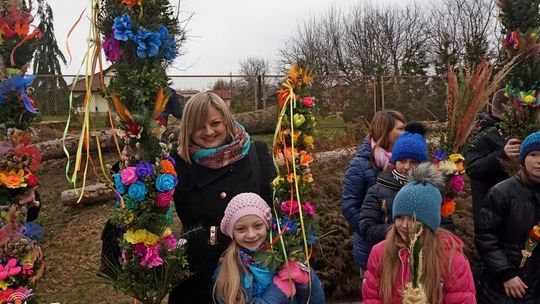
341, 136, 380, 268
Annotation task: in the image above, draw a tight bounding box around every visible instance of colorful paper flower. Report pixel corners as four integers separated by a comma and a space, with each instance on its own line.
135, 161, 154, 179
3, 169, 26, 188
450, 174, 464, 193
26, 173, 38, 187
163, 38, 177, 61
124, 229, 160, 245
155, 174, 177, 192
441, 197, 456, 217
302, 202, 317, 217
128, 181, 147, 202
432, 149, 447, 163
301, 96, 314, 108
160, 159, 176, 176
113, 173, 126, 194
103, 33, 123, 62
133, 28, 162, 58
155, 190, 173, 210
139, 243, 163, 268
280, 200, 300, 215
120, 167, 138, 185
437, 160, 458, 175
0, 258, 22, 280
112, 14, 133, 41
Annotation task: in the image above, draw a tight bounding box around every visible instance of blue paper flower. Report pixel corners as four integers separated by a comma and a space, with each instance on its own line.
112, 14, 133, 41
158, 25, 170, 43
155, 174, 177, 192
134, 28, 162, 58
128, 180, 148, 202
113, 173, 126, 194
163, 38, 177, 61
432, 149, 447, 162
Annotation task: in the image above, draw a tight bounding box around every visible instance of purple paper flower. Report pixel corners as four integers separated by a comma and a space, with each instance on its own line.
134, 28, 162, 58
112, 14, 133, 41
165, 156, 176, 166
135, 161, 155, 179
103, 33, 123, 62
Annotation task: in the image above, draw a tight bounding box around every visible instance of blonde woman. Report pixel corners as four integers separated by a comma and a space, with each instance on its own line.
362, 163, 476, 303
169, 92, 275, 303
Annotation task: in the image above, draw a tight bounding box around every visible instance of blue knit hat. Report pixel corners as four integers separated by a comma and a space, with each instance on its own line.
392, 163, 444, 231
391, 122, 428, 163
520, 131, 540, 164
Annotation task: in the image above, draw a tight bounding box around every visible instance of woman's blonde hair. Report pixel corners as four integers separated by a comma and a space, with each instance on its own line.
213, 242, 247, 304
379, 225, 460, 304
177, 92, 236, 162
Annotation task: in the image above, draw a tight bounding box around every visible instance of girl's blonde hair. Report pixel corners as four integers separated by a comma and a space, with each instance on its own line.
370, 110, 406, 149
213, 242, 247, 304
379, 225, 461, 304
177, 92, 236, 162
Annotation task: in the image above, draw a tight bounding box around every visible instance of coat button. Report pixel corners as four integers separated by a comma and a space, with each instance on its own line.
220, 192, 227, 199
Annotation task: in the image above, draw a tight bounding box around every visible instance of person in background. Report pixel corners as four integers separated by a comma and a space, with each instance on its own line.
358, 122, 428, 255
168, 92, 275, 304
341, 110, 406, 273
465, 89, 521, 229
475, 131, 540, 303
362, 163, 476, 304
213, 192, 325, 304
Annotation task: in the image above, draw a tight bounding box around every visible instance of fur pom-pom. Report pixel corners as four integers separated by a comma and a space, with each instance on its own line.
408, 162, 445, 189
405, 121, 428, 137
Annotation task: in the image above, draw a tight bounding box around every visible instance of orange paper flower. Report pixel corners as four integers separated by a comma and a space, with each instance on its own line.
121, 0, 137, 7
300, 151, 314, 166
160, 159, 176, 176
441, 198, 456, 217
3, 169, 26, 188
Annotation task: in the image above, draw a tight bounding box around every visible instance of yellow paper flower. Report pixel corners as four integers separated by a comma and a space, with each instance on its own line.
437, 160, 458, 175
162, 228, 172, 237
523, 94, 536, 105
272, 176, 285, 188
124, 229, 160, 245
448, 154, 464, 163
304, 135, 314, 149
0, 280, 8, 291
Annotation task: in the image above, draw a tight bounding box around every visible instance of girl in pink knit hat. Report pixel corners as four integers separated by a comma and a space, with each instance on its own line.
213, 192, 325, 303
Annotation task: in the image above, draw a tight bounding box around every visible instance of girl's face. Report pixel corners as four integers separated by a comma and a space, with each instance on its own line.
389, 120, 406, 149
233, 215, 267, 250
191, 106, 228, 148
524, 150, 540, 182
394, 215, 416, 243
395, 159, 418, 175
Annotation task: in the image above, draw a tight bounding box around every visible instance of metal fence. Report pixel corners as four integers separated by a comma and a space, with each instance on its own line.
31, 74, 447, 122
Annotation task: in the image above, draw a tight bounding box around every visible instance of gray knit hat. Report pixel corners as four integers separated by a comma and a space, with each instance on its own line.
392, 163, 445, 231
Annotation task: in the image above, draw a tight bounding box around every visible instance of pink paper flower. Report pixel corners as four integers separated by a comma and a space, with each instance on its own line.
22, 263, 33, 276
0, 258, 22, 280
103, 33, 123, 62
155, 190, 174, 210
281, 200, 300, 215
302, 202, 317, 217
161, 234, 178, 250
450, 174, 464, 193
120, 167, 138, 185
139, 244, 164, 268
302, 96, 314, 107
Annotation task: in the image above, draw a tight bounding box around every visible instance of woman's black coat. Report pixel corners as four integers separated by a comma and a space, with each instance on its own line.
475, 173, 540, 303
168, 141, 275, 304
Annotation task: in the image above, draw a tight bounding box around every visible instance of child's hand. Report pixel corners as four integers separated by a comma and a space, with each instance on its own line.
272, 275, 296, 298
503, 276, 528, 298
277, 260, 309, 285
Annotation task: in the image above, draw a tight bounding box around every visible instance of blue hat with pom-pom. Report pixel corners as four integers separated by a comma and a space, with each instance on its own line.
391, 122, 428, 163
392, 163, 444, 231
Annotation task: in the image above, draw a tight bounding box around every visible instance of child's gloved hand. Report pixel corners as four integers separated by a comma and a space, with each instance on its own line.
277, 260, 309, 285
273, 275, 296, 298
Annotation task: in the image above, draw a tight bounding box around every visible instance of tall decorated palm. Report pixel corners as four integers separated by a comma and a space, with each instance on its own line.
498, 0, 540, 139
0, 0, 45, 302
79, 1, 190, 303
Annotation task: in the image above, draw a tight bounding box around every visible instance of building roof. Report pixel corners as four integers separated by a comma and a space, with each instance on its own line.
69, 66, 114, 92
177, 89, 200, 95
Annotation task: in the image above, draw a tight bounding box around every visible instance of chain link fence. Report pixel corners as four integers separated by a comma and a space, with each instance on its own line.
32, 74, 447, 135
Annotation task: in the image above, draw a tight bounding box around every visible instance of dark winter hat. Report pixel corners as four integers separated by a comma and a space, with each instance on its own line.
392, 163, 445, 231
391, 122, 428, 163
520, 131, 540, 164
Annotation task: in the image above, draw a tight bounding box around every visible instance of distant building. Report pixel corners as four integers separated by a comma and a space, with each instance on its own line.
177, 89, 200, 100
69, 66, 114, 114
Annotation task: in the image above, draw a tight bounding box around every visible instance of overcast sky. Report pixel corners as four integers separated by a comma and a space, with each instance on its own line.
46, 0, 409, 76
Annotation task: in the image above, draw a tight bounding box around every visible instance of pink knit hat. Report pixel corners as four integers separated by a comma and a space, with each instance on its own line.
220, 192, 272, 238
